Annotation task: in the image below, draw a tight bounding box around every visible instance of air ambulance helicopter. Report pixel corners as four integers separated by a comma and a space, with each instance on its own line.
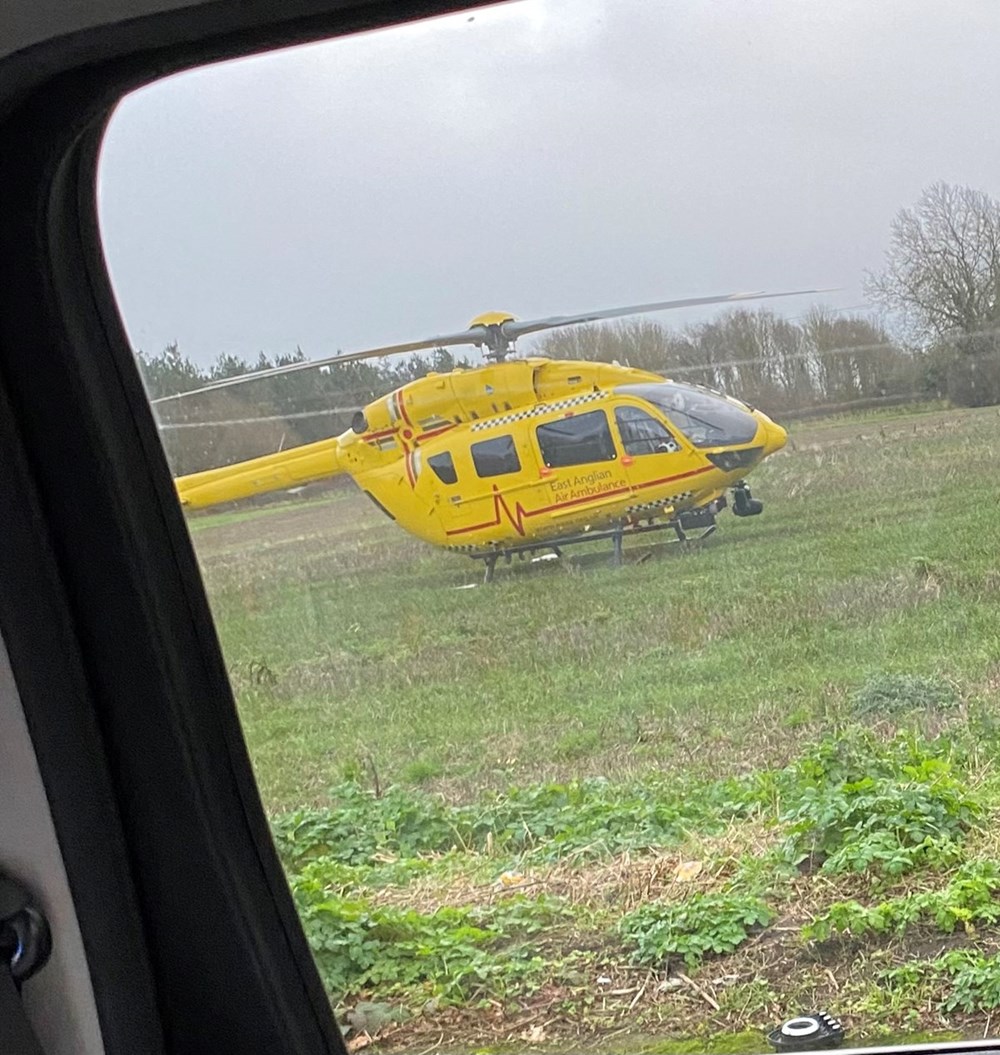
161, 290, 818, 581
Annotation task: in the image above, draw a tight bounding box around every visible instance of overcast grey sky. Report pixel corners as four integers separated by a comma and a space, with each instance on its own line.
97, 0, 1000, 368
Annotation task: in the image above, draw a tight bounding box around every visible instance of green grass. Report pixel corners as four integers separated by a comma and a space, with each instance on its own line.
185, 402, 1000, 1050
195, 404, 1000, 808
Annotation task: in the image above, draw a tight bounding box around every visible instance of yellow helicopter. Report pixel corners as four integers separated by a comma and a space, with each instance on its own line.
161, 290, 815, 580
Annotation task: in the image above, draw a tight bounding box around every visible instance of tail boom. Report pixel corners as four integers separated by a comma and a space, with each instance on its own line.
175, 437, 344, 510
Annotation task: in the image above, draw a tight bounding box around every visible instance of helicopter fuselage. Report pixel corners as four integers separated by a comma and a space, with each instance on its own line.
175, 356, 788, 553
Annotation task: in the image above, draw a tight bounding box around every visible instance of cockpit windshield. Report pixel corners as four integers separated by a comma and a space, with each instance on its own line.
617, 382, 759, 448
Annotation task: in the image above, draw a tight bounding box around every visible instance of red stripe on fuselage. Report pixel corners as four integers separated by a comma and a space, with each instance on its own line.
363, 427, 398, 442
364, 421, 456, 444
635, 465, 713, 491
394, 389, 414, 428
444, 464, 714, 538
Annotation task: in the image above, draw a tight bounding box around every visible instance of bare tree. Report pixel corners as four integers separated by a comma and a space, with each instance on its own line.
537, 307, 912, 413
536, 318, 681, 370
865, 181, 1000, 343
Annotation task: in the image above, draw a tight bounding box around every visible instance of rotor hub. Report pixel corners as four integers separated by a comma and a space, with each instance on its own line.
468, 312, 518, 360
467, 311, 516, 328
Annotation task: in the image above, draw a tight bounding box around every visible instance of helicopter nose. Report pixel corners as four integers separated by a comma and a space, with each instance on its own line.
763, 419, 788, 455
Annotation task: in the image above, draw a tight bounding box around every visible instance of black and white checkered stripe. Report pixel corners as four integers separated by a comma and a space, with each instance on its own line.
625, 490, 693, 514
470, 391, 607, 432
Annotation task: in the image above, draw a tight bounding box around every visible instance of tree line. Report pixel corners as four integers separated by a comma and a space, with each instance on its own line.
145, 179, 1000, 476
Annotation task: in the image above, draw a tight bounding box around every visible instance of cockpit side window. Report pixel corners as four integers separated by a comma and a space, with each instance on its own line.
614, 405, 681, 456
536, 410, 617, 468
428, 450, 458, 484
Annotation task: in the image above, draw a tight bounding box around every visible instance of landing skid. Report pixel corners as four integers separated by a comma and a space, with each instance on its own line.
474, 511, 719, 584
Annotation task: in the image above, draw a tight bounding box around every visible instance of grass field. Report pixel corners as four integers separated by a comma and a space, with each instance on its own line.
188, 403, 1000, 1052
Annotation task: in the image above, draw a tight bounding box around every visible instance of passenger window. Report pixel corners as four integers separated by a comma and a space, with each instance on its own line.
615, 405, 680, 456
470, 435, 520, 478
428, 450, 458, 485
537, 410, 617, 468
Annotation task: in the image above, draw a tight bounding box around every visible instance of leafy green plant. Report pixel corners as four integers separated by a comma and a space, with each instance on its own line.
272, 734, 980, 883
296, 895, 493, 999
468, 779, 729, 859
940, 950, 1000, 1013
288, 878, 555, 1003
883, 950, 1000, 1014
481, 893, 572, 935
271, 782, 476, 867
779, 729, 961, 790
271, 776, 750, 870
291, 854, 443, 895
619, 893, 774, 968
777, 733, 979, 876
803, 861, 1000, 941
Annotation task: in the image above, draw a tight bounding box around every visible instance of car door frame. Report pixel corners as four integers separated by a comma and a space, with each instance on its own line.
0, 2, 496, 1052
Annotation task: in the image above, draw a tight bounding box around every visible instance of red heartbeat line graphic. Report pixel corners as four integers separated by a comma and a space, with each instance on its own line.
446, 488, 535, 538
444, 466, 713, 538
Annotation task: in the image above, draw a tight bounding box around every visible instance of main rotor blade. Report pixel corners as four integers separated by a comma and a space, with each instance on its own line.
150, 328, 489, 405
150, 287, 834, 405
500, 289, 832, 341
